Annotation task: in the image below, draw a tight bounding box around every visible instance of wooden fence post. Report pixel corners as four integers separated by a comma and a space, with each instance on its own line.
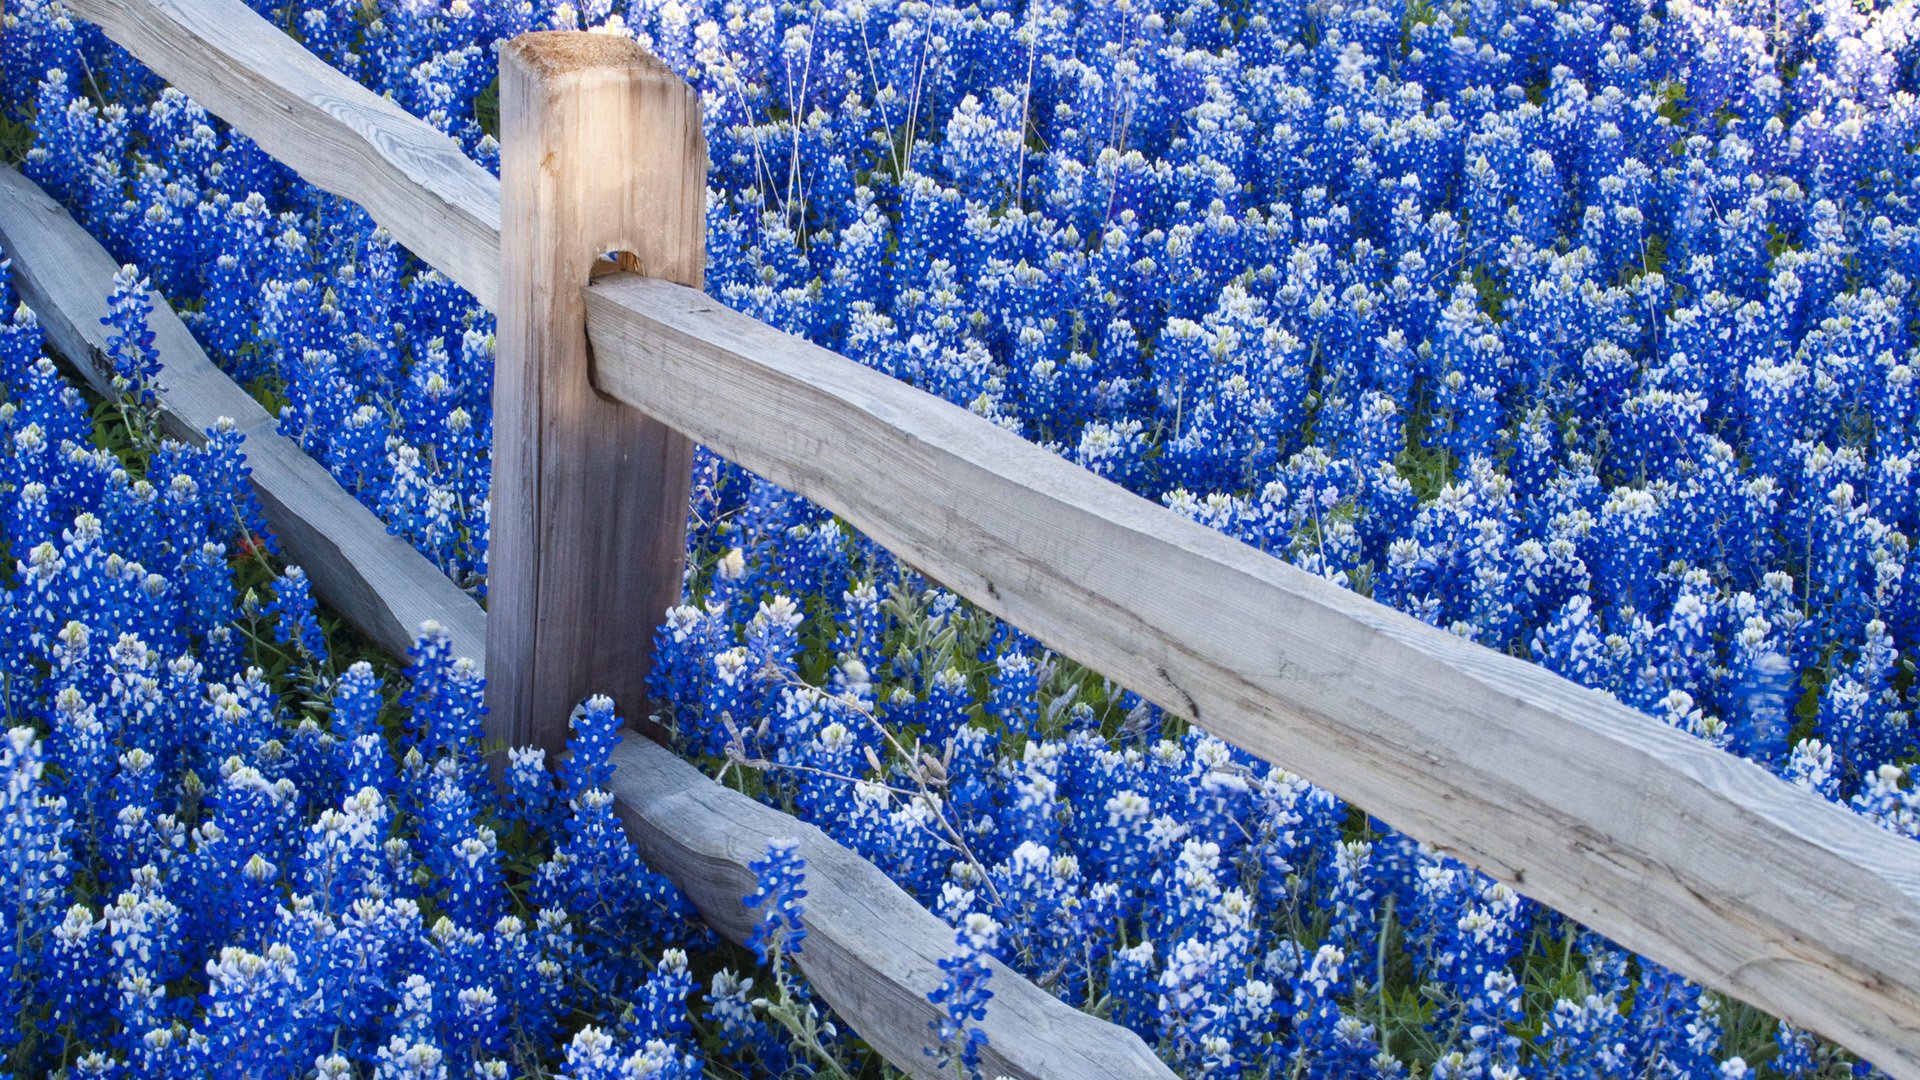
491, 33, 706, 754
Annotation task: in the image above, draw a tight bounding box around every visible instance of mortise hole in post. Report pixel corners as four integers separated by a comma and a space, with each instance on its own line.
589, 250, 644, 281
584, 250, 648, 402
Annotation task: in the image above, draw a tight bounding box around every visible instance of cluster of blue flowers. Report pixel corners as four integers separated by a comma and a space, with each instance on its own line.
8, 0, 1920, 1071
743, 837, 808, 965
0, 250, 879, 1079
4, 8, 495, 590
927, 912, 998, 1079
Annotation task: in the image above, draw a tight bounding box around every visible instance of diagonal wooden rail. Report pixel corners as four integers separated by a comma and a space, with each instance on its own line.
60, 0, 1920, 1071
586, 273, 1920, 1070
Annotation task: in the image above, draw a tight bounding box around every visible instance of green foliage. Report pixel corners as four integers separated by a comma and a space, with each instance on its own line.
0, 113, 32, 167
475, 76, 500, 140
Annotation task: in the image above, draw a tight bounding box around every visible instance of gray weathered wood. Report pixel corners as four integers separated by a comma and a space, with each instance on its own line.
607, 732, 1177, 1080
585, 273, 1920, 1076
0, 163, 487, 667
490, 34, 702, 756
64, 0, 503, 309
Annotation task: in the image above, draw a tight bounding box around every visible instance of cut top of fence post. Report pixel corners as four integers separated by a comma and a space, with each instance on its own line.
502, 32, 672, 78
488, 32, 706, 756
500, 32, 706, 287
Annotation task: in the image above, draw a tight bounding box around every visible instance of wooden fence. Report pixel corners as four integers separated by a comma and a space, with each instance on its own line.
41, 0, 1920, 1073
0, 158, 1173, 1079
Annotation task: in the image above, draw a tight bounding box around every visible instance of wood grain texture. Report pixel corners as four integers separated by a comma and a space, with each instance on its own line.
65, 0, 503, 309
489, 34, 703, 756
0, 163, 488, 667
607, 732, 1177, 1080
586, 273, 1920, 1076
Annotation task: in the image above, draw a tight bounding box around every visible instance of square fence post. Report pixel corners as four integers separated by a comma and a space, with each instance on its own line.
490, 33, 706, 755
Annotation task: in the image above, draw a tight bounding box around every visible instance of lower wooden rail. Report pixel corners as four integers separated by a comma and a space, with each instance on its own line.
610, 733, 1174, 1079
0, 158, 1164, 1079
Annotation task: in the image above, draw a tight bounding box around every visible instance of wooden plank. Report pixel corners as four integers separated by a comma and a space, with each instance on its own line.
489, 34, 702, 756
607, 731, 1177, 1080
64, 0, 503, 310
0, 163, 488, 667
585, 273, 1920, 1076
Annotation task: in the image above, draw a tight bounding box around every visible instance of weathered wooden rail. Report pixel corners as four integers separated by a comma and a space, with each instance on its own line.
52, 0, 1920, 1073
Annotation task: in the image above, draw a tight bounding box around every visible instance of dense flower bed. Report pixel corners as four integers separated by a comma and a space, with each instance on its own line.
0, 255, 823, 1076
6, 0, 1920, 1074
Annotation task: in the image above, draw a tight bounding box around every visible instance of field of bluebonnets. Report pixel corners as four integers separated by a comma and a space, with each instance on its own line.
1, 0, 1917, 1073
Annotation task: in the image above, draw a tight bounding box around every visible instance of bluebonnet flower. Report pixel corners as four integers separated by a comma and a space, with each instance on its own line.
1289, 945, 1388, 1075
504, 745, 558, 836
562, 1024, 700, 1080
101, 263, 160, 402
927, 911, 997, 1079
559, 694, 620, 801
707, 967, 791, 1073
743, 837, 806, 964
266, 565, 328, 670
398, 622, 484, 770
191, 943, 305, 1075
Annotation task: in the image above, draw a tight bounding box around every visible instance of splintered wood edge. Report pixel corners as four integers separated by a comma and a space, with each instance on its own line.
503, 31, 681, 81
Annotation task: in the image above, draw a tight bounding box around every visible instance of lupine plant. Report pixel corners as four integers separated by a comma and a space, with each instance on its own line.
741, 837, 863, 1077
927, 912, 998, 1079
0, 254, 882, 1076
8, 0, 1920, 1073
